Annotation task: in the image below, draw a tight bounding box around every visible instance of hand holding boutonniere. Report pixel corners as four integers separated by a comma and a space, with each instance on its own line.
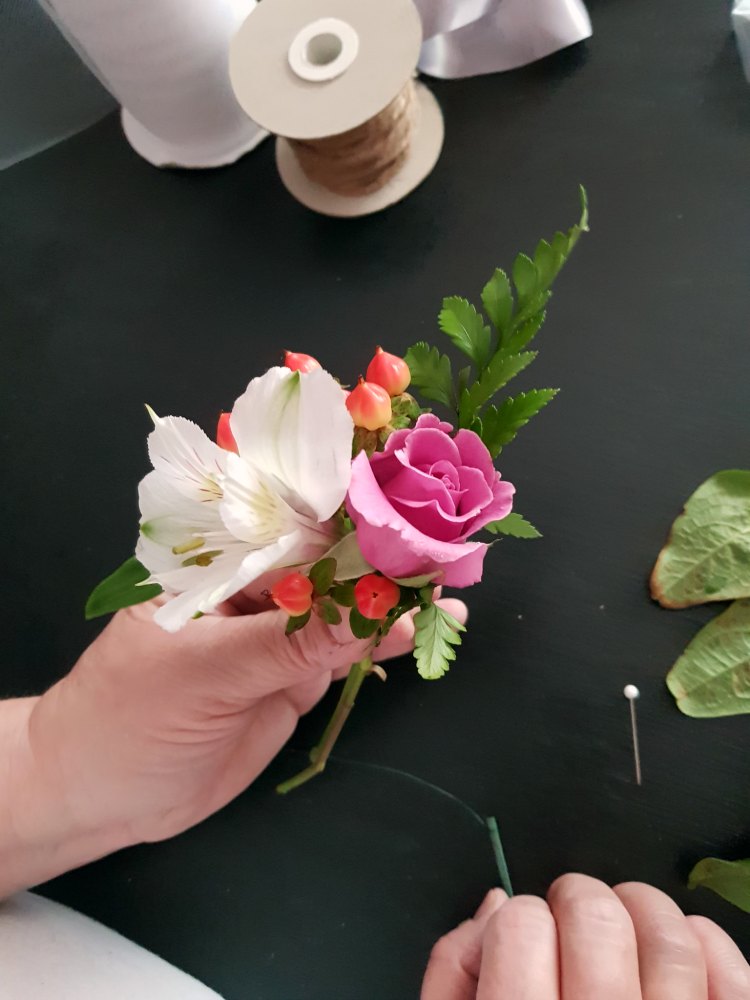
86, 189, 588, 792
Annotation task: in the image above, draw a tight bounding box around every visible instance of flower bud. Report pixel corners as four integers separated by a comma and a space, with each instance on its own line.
346, 378, 392, 431
284, 351, 321, 374
271, 572, 314, 617
216, 412, 238, 453
354, 574, 401, 620
366, 346, 411, 396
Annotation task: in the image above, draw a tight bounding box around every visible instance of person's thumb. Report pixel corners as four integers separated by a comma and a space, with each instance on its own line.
197, 605, 370, 698
196, 596, 469, 699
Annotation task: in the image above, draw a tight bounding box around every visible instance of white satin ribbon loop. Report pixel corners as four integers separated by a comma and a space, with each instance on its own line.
413, 0, 592, 79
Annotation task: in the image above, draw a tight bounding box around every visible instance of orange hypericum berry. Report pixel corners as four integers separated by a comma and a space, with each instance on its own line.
354, 574, 401, 620
366, 346, 411, 396
284, 351, 321, 373
270, 572, 314, 617
346, 377, 392, 431
216, 412, 238, 453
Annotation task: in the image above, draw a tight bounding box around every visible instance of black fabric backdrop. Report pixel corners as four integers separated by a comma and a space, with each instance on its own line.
2, 0, 750, 997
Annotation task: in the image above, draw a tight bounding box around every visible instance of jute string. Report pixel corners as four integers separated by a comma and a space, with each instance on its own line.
287, 80, 417, 197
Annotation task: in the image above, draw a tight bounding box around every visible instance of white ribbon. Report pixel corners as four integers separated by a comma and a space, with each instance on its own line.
413, 0, 592, 79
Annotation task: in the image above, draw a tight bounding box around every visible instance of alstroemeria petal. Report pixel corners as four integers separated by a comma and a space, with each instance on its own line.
152, 531, 304, 632
230, 367, 353, 522
219, 452, 297, 546
147, 413, 227, 504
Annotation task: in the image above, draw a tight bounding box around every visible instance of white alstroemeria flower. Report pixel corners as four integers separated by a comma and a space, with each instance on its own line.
136, 367, 353, 632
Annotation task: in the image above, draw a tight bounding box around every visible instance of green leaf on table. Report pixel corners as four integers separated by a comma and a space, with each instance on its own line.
688, 857, 750, 913
349, 607, 380, 639
485, 513, 542, 539
438, 296, 492, 369
480, 389, 558, 457
309, 557, 337, 596
404, 342, 455, 408
481, 268, 513, 335
651, 470, 750, 608
413, 602, 466, 680
316, 597, 342, 626
85, 556, 162, 620
666, 598, 750, 717
286, 609, 312, 635
457, 351, 537, 427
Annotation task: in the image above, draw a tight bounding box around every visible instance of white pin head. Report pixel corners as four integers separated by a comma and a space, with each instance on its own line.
624, 684, 640, 701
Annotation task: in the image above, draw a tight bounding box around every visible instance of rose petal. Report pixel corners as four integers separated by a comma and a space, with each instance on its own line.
454, 429, 497, 487
414, 414, 454, 434
379, 416, 454, 464
388, 496, 468, 541
464, 479, 516, 536
430, 460, 461, 491
347, 453, 488, 586
455, 465, 494, 518
404, 427, 462, 468
386, 465, 456, 514
440, 543, 488, 586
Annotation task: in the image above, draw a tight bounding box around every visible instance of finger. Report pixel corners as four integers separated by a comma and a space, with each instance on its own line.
421, 889, 507, 1000
687, 916, 750, 1000
547, 874, 641, 1000
614, 883, 707, 1000
477, 896, 559, 999
196, 609, 371, 699
194, 597, 467, 698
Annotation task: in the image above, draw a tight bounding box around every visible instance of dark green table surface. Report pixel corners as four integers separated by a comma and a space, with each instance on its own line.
2, 0, 750, 996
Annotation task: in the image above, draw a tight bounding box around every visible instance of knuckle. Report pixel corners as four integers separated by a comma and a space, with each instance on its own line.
561, 893, 630, 933
651, 920, 702, 966
284, 619, 365, 678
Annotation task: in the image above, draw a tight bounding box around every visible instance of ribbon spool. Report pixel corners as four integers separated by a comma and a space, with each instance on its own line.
229, 0, 444, 217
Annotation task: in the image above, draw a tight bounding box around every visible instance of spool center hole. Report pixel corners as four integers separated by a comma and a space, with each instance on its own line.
306, 32, 343, 66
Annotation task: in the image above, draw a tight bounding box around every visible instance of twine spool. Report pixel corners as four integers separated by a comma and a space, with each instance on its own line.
229, 0, 444, 217
288, 81, 416, 197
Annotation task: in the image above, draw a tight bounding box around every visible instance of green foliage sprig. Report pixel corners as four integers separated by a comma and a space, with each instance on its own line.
405, 187, 588, 459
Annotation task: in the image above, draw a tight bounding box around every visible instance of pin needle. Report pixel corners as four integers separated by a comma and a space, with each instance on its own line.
623, 684, 642, 785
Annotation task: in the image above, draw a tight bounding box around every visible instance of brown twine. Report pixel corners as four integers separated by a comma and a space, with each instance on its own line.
287, 80, 417, 197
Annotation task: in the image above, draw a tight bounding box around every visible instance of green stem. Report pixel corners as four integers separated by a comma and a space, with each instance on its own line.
276, 657, 373, 795
486, 816, 514, 897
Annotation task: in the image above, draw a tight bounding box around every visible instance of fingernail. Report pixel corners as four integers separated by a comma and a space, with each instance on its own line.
474, 887, 507, 921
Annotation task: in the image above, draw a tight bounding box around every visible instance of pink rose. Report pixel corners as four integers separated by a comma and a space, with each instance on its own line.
347, 414, 515, 587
